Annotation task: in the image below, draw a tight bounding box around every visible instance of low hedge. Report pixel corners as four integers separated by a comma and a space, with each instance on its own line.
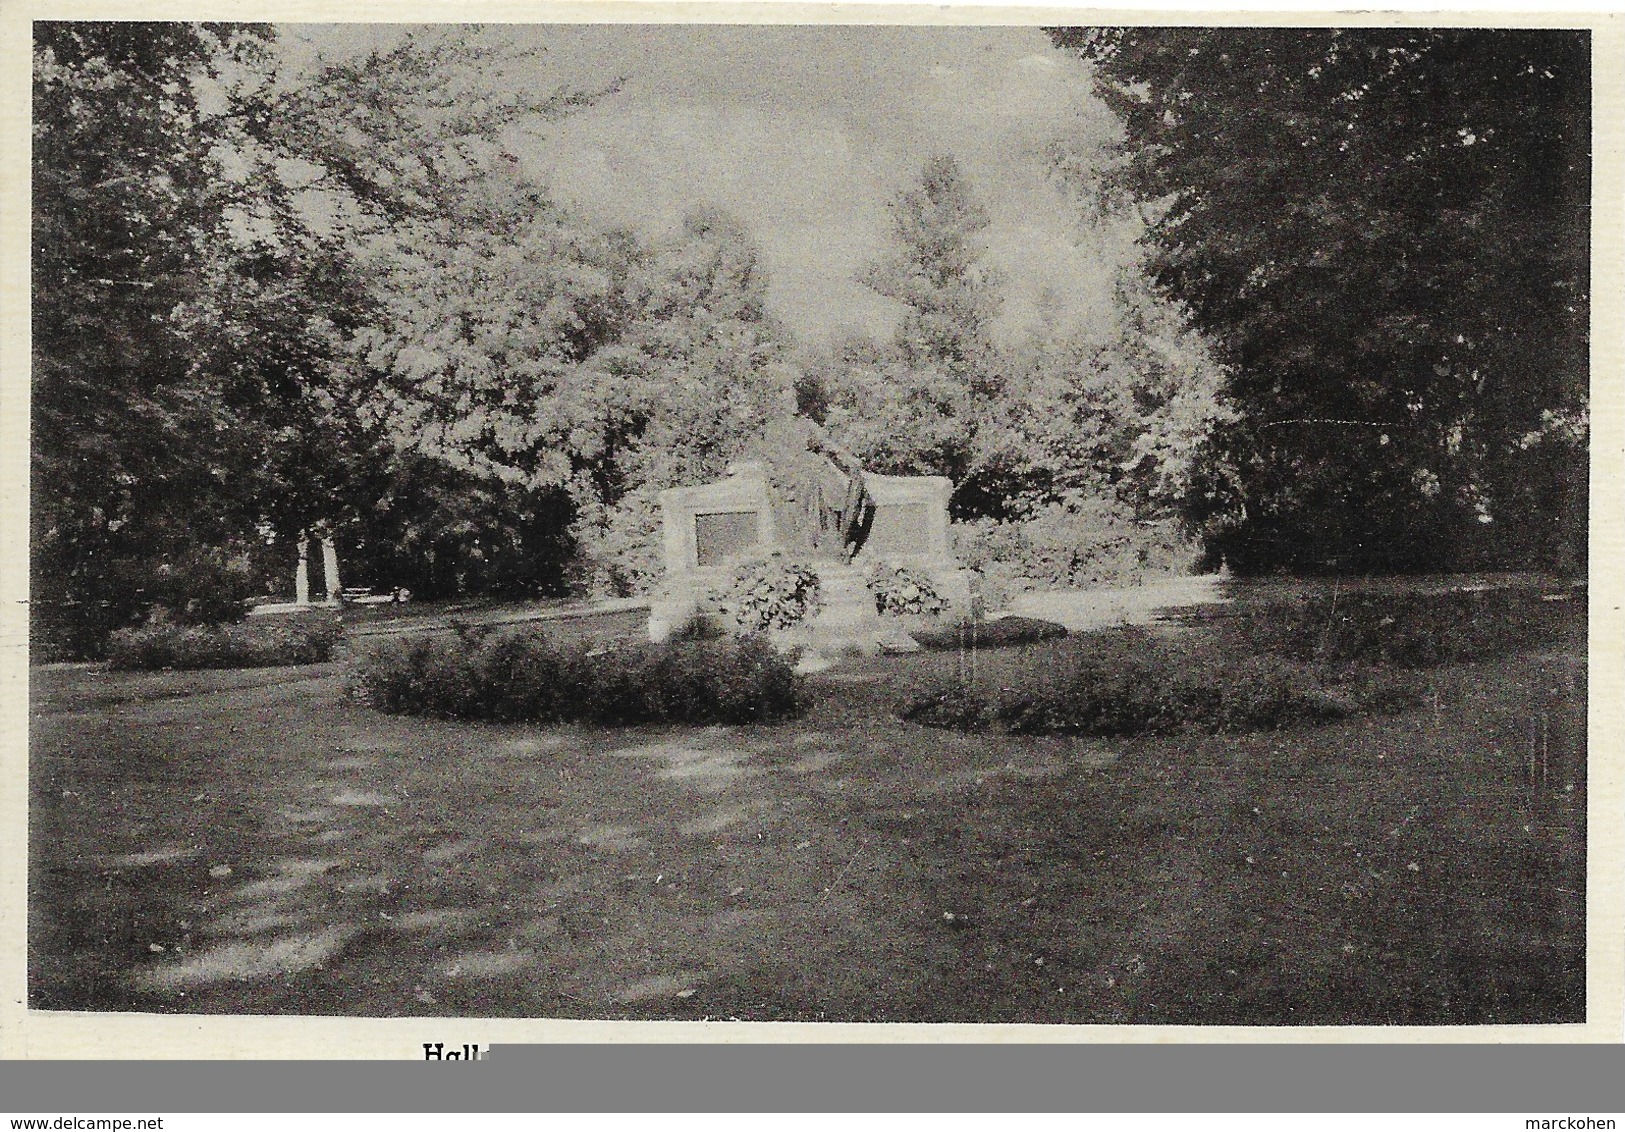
1236, 587, 1578, 668
355, 625, 805, 725
902, 630, 1418, 737
900, 584, 1573, 737
106, 613, 343, 671
912, 616, 1069, 651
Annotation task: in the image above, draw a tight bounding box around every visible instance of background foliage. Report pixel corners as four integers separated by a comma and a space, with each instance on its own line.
33, 24, 1586, 657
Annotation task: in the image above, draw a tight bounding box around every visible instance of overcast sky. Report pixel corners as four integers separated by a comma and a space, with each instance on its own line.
292, 24, 1123, 345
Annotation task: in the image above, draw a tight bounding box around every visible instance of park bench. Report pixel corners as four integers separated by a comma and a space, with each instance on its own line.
341, 586, 412, 606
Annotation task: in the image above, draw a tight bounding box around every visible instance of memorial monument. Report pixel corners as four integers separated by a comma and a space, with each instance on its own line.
647, 397, 971, 654
754, 412, 873, 563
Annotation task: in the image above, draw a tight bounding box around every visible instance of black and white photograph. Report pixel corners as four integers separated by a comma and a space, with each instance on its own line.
20, 15, 1598, 1037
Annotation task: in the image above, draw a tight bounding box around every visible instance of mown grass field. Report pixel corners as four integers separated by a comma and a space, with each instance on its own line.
29, 590, 1585, 1024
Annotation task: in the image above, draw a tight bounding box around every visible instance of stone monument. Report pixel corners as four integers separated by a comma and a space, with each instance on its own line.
647, 416, 971, 654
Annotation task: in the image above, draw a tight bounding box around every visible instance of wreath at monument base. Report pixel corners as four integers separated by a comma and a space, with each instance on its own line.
710, 552, 824, 634
865, 560, 948, 619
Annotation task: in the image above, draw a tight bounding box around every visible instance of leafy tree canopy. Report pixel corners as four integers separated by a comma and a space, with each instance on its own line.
357, 194, 792, 595
1051, 27, 1590, 572
32, 22, 340, 650
819, 156, 1004, 492
31, 23, 597, 650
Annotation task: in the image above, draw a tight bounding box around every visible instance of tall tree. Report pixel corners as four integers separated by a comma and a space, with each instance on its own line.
263, 32, 796, 597
868, 154, 1003, 382
572, 209, 791, 594
825, 149, 1230, 528
1000, 258, 1234, 519
246, 26, 610, 548
1052, 27, 1590, 572
825, 155, 1004, 494
32, 23, 608, 649
31, 22, 351, 650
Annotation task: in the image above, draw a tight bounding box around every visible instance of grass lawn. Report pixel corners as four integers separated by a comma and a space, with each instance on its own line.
29, 596, 1585, 1024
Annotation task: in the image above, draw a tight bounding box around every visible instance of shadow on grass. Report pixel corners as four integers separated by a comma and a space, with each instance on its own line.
29, 591, 1586, 1025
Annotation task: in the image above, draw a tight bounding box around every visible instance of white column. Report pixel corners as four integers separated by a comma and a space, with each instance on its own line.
321, 534, 342, 606
295, 537, 310, 606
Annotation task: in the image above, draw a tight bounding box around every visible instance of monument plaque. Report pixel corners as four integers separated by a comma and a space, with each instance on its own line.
865, 502, 934, 557
695, 511, 761, 567
851, 475, 955, 564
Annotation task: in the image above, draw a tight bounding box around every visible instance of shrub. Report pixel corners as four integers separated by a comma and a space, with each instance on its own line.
1235, 588, 1577, 668
912, 615, 1068, 651
106, 611, 343, 671
952, 499, 1200, 595
712, 553, 822, 633
355, 627, 805, 725
357, 631, 482, 716
1336, 665, 1429, 716
866, 561, 948, 618
902, 630, 1418, 737
669, 611, 728, 641
900, 683, 1001, 732
145, 544, 261, 626
33, 541, 261, 660
1205, 654, 1358, 731
902, 586, 1556, 737
31, 598, 126, 664
992, 638, 1217, 736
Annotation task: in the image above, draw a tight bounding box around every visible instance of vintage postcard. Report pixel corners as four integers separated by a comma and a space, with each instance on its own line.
3, 2, 1619, 1058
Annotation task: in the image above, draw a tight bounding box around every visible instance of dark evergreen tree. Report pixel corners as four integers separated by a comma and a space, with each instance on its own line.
824, 155, 1004, 494
1052, 27, 1589, 572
